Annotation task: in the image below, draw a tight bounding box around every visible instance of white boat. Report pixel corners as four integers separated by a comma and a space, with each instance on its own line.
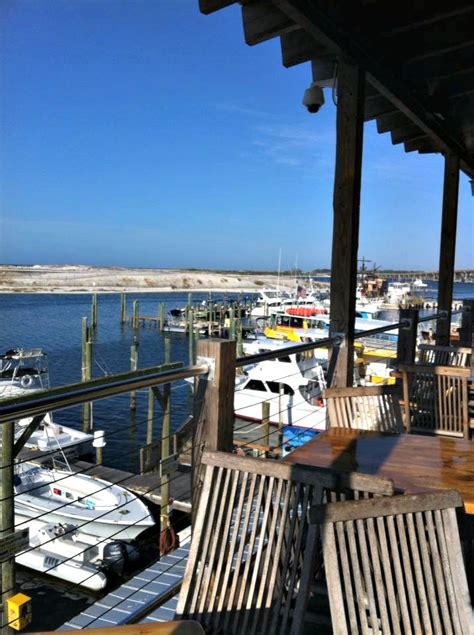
14, 461, 154, 541
16, 411, 94, 458
16, 519, 108, 591
0, 349, 50, 398
1, 350, 95, 458
235, 351, 327, 430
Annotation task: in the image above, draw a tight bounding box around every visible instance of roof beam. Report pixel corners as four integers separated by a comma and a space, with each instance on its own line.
199, 0, 235, 14
274, 0, 474, 174
242, 1, 297, 46
376, 111, 412, 134
280, 29, 327, 67
391, 127, 428, 145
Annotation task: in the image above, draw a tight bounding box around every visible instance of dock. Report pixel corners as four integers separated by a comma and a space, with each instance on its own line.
61, 528, 191, 630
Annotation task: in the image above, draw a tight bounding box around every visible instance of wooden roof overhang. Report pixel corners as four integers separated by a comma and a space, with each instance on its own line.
199, 0, 474, 179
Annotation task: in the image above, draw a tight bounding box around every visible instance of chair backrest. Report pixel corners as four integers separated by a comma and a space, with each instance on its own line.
175, 450, 335, 634
400, 364, 470, 438
322, 469, 395, 502
323, 385, 404, 433
418, 344, 472, 367
310, 490, 472, 635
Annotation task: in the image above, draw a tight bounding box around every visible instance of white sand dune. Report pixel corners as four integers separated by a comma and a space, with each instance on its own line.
0, 265, 329, 294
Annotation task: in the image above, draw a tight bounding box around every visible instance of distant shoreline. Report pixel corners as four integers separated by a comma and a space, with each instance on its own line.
0, 265, 329, 295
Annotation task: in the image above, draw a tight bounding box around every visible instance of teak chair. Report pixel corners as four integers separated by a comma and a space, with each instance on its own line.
418, 344, 472, 367
310, 490, 473, 635
323, 385, 404, 433
400, 364, 470, 438
175, 450, 335, 634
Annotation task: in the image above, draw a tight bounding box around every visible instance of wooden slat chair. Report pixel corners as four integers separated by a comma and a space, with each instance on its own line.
418, 344, 472, 367
306, 469, 396, 631
175, 450, 336, 634
323, 385, 404, 433
310, 490, 473, 635
400, 364, 470, 438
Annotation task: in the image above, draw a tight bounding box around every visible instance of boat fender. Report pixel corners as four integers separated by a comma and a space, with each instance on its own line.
20, 375, 33, 388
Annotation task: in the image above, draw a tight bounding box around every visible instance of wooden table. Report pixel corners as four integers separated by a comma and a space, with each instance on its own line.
285, 428, 474, 514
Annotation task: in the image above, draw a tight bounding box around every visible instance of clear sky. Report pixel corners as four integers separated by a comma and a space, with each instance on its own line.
1, 0, 473, 271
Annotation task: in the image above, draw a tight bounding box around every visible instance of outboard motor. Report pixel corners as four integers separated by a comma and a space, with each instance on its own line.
103, 541, 139, 575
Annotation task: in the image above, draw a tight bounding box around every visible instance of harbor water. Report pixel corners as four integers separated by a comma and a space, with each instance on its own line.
1, 282, 473, 629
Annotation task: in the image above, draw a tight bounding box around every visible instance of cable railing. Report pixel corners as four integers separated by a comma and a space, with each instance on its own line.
0, 305, 469, 621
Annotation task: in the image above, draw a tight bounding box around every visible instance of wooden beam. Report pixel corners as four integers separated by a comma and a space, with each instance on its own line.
383, 12, 474, 63
404, 137, 440, 153
436, 153, 460, 345
375, 111, 411, 133
364, 96, 397, 121
329, 58, 365, 387
391, 127, 428, 145
280, 29, 327, 67
404, 44, 474, 81
242, 0, 297, 46
199, 0, 235, 14
273, 0, 474, 174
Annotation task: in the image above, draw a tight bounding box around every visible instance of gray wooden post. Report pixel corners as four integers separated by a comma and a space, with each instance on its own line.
160, 337, 172, 538
132, 300, 139, 330
192, 339, 236, 515
159, 303, 165, 332
91, 293, 98, 330
262, 401, 270, 458
1, 421, 15, 635
329, 58, 365, 387
459, 299, 474, 347
437, 153, 460, 345
81, 317, 92, 432
130, 336, 138, 410
120, 293, 127, 324
188, 308, 194, 365
397, 308, 419, 365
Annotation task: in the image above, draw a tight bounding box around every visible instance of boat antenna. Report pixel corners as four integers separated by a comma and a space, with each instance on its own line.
277, 248, 282, 296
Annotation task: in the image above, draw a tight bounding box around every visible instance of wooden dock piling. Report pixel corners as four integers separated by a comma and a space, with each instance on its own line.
81, 317, 92, 432
132, 300, 139, 330
120, 293, 127, 324
159, 302, 165, 332
130, 336, 139, 410
262, 401, 270, 458
188, 308, 194, 364
91, 293, 98, 330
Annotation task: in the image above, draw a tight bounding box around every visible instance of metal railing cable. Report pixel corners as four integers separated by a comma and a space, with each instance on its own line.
0, 363, 209, 424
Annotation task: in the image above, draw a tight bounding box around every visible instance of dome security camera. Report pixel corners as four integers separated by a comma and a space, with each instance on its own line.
302, 82, 325, 113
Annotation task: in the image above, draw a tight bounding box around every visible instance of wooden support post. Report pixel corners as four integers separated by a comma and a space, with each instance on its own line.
278, 383, 284, 449
459, 299, 474, 347
1, 421, 15, 635
262, 401, 270, 458
132, 300, 139, 330
396, 308, 419, 365
237, 323, 244, 357
91, 293, 98, 330
82, 340, 92, 432
188, 308, 194, 365
160, 338, 172, 537
120, 293, 127, 324
229, 308, 235, 340
193, 339, 236, 513
436, 153, 460, 345
159, 303, 165, 332
130, 336, 138, 410
329, 58, 365, 387
81, 317, 92, 432
146, 389, 155, 447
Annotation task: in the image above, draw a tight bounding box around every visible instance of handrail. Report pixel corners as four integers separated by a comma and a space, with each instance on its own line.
235, 335, 342, 368
0, 363, 209, 424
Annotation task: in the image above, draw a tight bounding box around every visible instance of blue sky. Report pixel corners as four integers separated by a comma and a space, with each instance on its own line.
1, 0, 472, 271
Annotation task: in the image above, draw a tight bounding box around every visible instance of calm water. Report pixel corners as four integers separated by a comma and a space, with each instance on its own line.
0, 292, 251, 472
1, 283, 472, 470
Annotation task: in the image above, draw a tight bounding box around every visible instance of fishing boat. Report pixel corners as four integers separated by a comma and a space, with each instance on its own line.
235, 350, 327, 430
0, 349, 50, 398
14, 460, 155, 541
16, 519, 108, 591
15, 411, 94, 458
